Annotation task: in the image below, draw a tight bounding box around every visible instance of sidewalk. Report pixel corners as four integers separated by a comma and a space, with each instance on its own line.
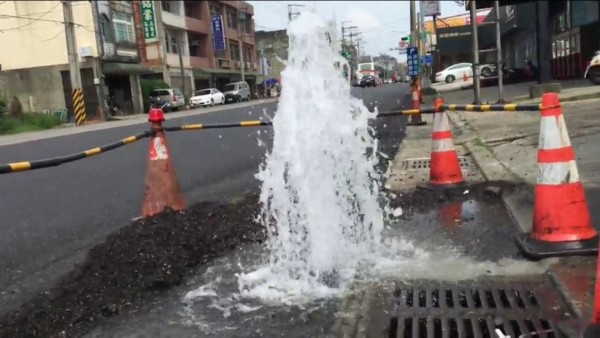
431, 78, 600, 104
0, 98, 278, 147
438, 83, 600, 324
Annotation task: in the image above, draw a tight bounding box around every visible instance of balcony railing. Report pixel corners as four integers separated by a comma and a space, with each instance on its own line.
103, 41, 139, 61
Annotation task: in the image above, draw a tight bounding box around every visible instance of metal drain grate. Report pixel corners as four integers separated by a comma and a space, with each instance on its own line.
401, 157, 471, 170
385, 278, 567, 338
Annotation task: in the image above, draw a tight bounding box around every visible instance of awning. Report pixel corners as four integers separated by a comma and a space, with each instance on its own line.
193, 68, 261, 78
103, 62, 161, 75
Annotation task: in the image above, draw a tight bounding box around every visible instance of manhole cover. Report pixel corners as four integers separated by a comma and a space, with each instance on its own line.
382, 277, 569, 338
401, 157, 472, 171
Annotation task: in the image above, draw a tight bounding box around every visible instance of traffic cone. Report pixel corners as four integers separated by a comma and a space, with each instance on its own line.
515, 93, 598, 259
407, 77, 426, 126
419, 97, 465, 191
463, 72, 468, 82
141, 107, 186, 218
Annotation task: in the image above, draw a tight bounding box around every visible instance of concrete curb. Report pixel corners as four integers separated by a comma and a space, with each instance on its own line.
446, 110, 594, 321
446, 111, 531, 231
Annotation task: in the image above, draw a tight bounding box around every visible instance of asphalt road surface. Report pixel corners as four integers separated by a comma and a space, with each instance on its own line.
0, 82, 412, 315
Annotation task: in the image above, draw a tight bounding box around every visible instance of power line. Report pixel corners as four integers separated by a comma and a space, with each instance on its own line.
0, 2, 61, 32
42, 27, 66, 42
0, 10, 93, 33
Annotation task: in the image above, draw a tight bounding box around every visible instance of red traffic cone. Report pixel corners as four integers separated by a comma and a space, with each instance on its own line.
516, 93, 597, 259
420, 98, 465, 191
141, 108, 186, 218
463, 72, 468, 82
407, 77, 426, 126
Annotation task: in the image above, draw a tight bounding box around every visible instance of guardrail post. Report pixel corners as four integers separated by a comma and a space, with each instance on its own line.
141, 107, 186, 218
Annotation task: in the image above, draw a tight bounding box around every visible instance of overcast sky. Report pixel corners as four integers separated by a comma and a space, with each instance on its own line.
248, 1, 468, 60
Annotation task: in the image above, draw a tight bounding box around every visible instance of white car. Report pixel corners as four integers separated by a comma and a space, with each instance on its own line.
189, 88, 225, 107
435, 62, 495, 83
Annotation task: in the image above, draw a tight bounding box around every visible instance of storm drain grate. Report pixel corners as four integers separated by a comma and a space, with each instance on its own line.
384, 278, 568, 338
400, 157, 472, 170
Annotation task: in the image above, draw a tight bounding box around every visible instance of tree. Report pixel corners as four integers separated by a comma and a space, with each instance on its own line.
375, 65, 386, 79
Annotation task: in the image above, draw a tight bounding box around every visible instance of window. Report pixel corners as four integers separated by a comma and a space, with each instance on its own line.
230, 41, 240, 60
226, 9, 237, 29
100, 14, 113, 42
113, 12, 135, 42
165, 30, 179, 54
210, 4, 222, 17
162, 1, 176, 14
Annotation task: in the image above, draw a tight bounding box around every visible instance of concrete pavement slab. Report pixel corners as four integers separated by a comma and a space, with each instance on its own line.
445, 96, 600, 324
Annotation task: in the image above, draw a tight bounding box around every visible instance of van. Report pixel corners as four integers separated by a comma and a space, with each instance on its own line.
223, 81, 251, 103
149, 88, 185, 112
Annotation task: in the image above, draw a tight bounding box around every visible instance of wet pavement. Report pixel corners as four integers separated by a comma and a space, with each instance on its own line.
83, 184, 536, 338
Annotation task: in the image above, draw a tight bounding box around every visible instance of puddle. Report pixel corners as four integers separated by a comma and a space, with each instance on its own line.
84, 195, 555, 337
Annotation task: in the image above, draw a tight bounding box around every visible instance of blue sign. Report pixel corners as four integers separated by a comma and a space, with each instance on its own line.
425, 54, 433, 65
212, 15, 226, 51
406, 47, 419, 76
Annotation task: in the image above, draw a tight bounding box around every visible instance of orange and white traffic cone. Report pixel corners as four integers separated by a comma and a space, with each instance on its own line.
140, 107, 186, 218
407, 77, 426, 126
419, 97, 465, 190
516, 92, 597, 258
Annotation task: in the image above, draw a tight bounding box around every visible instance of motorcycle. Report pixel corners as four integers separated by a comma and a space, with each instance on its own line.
104, 95, 120, 117
584, 50, 600, 85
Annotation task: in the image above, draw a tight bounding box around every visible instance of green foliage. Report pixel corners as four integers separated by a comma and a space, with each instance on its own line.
141, 79, 170, 112
0, 112, 63, 135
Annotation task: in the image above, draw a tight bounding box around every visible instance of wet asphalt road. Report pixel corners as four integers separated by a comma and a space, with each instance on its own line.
0, 82, 412, 315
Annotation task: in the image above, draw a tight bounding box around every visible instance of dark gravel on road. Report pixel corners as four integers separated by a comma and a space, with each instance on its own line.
0, 194, 266, 338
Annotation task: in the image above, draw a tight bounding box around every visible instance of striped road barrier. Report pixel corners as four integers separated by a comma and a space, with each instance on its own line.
163, 120, 272, 132
0, 131, 150, 174
441, 103, 541, 112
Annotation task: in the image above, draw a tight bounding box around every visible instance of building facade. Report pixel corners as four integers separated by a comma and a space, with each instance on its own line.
424, 9, 493, 73
139, 0, 259, 97
255, 30, 288, 82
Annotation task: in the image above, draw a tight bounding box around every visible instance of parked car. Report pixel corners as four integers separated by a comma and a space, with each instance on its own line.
189, 88, 225, 107
149, 88, 185, 112
435, 62, 495, 83
360, 75, 377, 87
223, 81, 251, 103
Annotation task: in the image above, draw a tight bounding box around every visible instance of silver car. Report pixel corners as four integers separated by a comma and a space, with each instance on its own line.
223, 81, 251, 103
149, 88, 186, 111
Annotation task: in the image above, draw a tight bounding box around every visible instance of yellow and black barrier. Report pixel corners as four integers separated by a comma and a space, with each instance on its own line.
441, 103, 541, 112
0, 131, 150, 174
376, 107, 438, 117
72, 87, 86, 126
163, 120, 273, 132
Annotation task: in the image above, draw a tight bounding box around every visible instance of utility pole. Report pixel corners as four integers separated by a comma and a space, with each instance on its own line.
62, 0, 86, 125
469, 0, 481, 104
342, 21, 358, 80
176, 36, 186, 97
238, 5, 246, 82
260, 46, 267, 97
288, 4, 303, 22
494, 0, 504, 103
418, 1, 432, 90
409, 0, 417, 48
90, 0, 106, 120
166, 31, 187, 97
